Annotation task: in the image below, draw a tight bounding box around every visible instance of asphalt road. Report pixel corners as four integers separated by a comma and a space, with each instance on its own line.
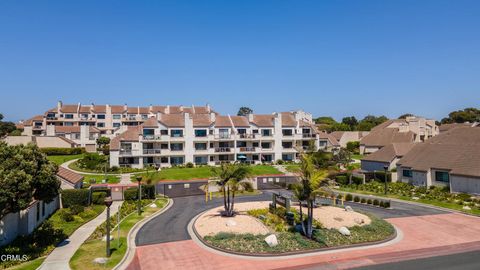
350, 250, 480, 270
135, 191, 447, 246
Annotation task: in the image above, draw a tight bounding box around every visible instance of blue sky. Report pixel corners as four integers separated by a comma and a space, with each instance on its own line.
1, 0, 479, 122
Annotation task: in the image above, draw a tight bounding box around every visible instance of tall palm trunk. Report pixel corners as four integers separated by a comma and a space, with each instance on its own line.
230, 191, 236, 217
306, 199, 314, 238
299, 201, 306, 236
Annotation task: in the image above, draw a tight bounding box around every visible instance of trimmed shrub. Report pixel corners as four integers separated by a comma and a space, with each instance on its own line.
336, 175, 348, 185
373, 199, 379, 206
124, 188, 138, 201
186, 162, 194, 168
353, 196, 360, 203
345, 194, 353, 201
143, 184, 156, 199
41, 147, 85, 156
276, 159, 285, 165
58, 208, 74, 222
352, 176, 363, 185
379, 201, 385, 208
69, 205, 85, 215
91, 192, 107, 205
61, 189, 89, 208
360, 198, 367, 204
367, 199, 373, 205
383, 201, 391, 208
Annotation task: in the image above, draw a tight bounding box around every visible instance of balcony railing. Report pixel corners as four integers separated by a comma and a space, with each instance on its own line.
238, 134, 256, 139
215, 133, 231, 139
215, 147, 231, 153
120, 150, 132, 155
239, 147, 256, 152
143, 149, 161, 155
302, 133, 316, 138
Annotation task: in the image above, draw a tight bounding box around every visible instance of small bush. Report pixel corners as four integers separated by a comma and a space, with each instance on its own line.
77, 153, 107, 170
367, 199, 373, 205
379, 201, 385, 207
91, 192, 107, 205
353, 196, 360, 203
360, 198, 367, 204
61, 189, 89, 208
373, 199, 379, 206
336, 175, 348, 185
276, 159, 285, 165
383, 201, 391, 208
58, 208, 74, 222
345, 194, 353, 201
186, 162, 194, 168
69, 205, 85, 215
41, 147, 85, 156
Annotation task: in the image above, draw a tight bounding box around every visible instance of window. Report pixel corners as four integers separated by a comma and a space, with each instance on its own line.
195, 129, 207, 137
113, 114, 121, 120
64, 122, 74, 126
282, 129, 293, 136
302, 128, 311, 134
160, 144, 169, 149
97, 122, 105, 128
237, 128, 246, 134
252, 154, 259, 161
195, 143, 207, 150
113, 123, 121, 128
253, 142, 259, 147
143, 129, 154, 136
261, 142, 271, 149
73, 133, 80, 139
160, 129, 168, 135
282, 154, 293, 161
81, 113, 89, 119
65, 114, 74, 119
171, 129, 183, 137
170, 156, 184, 165
141, 114, 148, 120
435, 171, 450, 182
195, 156, 208, 164
282, 142, 293, 148
97, 114, 106, 119
171, 143, 183, 151
402, 169, 413, 178
262, 129, 272, 136
160, 157, 169, 163
252, 129, 259, 134
236, 141, 247, 148
47, 113, 55, 118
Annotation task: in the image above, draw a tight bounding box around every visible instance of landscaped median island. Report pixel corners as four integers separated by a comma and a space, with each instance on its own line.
69, 197, 169, 270
337, 181, 480, 215
194, 201, 395, 255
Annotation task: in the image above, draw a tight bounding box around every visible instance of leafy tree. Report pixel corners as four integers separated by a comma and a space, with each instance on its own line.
211, 163, 252, 217
78, 153, 107, 170
398, 113, 414, 119
341, 116, 358, 130
96, 136, 111, 155
292, 153, 331, 238
441, 108, 480, 124
332, 148, 352, 168
327, 123, 351, 132
314, 116, 337, 125
356, 115, 389, 131
346, 141, 360, 154
0, 142, 60, 219
237, 107, 253, 116
0, 113, 17, 137
310, 150, 334, 169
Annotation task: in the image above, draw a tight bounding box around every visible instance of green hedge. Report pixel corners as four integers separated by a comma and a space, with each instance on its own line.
41, 147, 85, 156
124, 185, 156, 201
91, 192, 107, 205
61, 189, 89, 208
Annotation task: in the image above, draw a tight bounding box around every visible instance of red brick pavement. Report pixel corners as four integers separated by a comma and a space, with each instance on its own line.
127, 213, 480, 270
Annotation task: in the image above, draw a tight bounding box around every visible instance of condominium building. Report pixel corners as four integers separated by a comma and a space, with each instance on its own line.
109, 110, 320, 168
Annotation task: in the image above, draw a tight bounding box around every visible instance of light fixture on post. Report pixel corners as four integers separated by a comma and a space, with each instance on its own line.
136, 176, 142, 215
104, 196, 113, 257
383, 165, 389, 195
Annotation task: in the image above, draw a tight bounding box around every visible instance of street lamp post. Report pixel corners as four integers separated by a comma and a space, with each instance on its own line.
383, 165, 389, 195
136, 176, 142, 215
104, 196, 113, 257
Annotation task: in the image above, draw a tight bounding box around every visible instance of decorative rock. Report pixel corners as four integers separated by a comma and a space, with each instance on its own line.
344, 206, 354, 212
338, 227, 351, 236
225, 220, 237, 227
463, 206, 471, 210
93, 257, 108, 265
412, 197, 420, 200
102, 235, 114, 242
264, 234, 278, 247
149, 203, 157, 208
354, 218, 364, 225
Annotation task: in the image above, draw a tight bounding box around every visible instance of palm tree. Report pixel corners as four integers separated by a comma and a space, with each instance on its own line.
293, 153, 332, 238
211, 163, 252, 217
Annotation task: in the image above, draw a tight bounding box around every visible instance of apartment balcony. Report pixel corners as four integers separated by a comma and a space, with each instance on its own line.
238, 134, 257, 139
302, 133, 316, 138
46, 117, 58, 120
215, 147, 231, 153
119, 150, 133, 156
238, 147, 256, 152
215, 134, 231, 140
143, 149, 162, 155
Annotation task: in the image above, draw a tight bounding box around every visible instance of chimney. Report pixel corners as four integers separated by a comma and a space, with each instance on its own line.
57, 101, 62, 112
206, 103, 211, 113
165, 105, 170, 114
210, 112, 216, 122
247, 113, 254, 122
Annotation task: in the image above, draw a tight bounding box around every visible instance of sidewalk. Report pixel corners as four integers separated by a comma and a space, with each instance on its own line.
39, 201, 123, 270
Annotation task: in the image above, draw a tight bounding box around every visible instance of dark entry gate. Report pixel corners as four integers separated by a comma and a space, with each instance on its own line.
156, 180, 208, 198
256, 175, 299, 190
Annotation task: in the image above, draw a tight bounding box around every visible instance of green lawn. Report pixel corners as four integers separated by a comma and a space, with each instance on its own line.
81, 174, 120, 184
70, 198, 168, 270
351, 154, 364, 160
49, 205, 106, 236
47, 154, 84, 165
337, 186, 480, 216
285, 164, 301, 173
133, 165, 282, 182
7, 257, 45, 270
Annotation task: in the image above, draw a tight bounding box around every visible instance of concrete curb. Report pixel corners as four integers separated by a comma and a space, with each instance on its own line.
113, 198, 174, 270
187, 207, 403, 260
337, 190, 480, 219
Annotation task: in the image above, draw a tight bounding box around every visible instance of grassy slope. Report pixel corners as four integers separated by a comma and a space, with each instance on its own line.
7, 257, 45, 270
46, 154, 84, 165
50, 205, 106, 236
70, 198, 168, 270
133, 165, 282, 182
81, 174, 120, 184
